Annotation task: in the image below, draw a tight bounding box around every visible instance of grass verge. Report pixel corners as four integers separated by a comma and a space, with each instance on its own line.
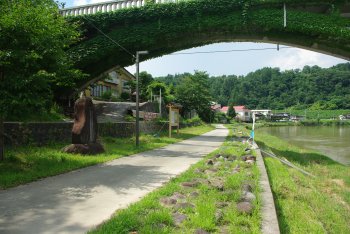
90, 128, 261, 234
0, 125, 214, 189
255, 132, 350, 233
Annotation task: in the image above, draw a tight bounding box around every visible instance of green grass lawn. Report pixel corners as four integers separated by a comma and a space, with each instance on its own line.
90, 128, 261, 234
0, 125, 214, 189
255, 132, 350, 233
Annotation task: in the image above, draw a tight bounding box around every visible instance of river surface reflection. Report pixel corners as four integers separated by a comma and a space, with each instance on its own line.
258, 126, 350, 165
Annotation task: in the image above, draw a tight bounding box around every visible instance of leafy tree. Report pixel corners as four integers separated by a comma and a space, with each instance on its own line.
0, 0, 83, 160
227, 103, 236, 119
128, 71, 154, 101
146, 81, 174, 103
175, 71, 213, 122
157, 63, 350, 113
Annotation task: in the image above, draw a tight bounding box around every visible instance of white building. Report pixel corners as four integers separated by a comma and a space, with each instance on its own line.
234, 106, 252, 122
251, 109, 272, 119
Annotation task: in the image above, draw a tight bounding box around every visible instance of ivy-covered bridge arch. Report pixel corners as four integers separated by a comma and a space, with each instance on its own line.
66, 0, 350, 88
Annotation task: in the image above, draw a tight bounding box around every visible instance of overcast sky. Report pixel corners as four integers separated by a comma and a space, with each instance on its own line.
63, 0, 348, 77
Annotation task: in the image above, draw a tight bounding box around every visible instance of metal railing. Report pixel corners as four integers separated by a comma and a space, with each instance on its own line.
60, 0, 177, 17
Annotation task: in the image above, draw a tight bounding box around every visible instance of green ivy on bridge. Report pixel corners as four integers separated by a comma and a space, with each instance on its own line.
66, 0, 350, 88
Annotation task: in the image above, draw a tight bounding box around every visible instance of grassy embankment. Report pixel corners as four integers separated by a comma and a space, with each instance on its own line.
273, 109, 350, 119
252, 129, 350, 233
255, 119, 350, 128
0, 125, 213, 189
252, 110, 350, 127
90, 128, 261, 234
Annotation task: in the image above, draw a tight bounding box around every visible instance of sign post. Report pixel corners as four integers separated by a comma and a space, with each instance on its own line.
167, 103, 181, 138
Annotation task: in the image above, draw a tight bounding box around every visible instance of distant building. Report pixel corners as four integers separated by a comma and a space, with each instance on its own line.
85, 67, 135, 98
211, 102, 222, 112
234, 106, 252, 122
271, 113, 290, 121
220, 106, 228, 114
290, 115, 305, 122
339, 114, 350, 120
251, 109, 272, 119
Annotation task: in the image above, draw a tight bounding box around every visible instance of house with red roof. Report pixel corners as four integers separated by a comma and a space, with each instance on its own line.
220, 106, 228, 114
234, 105, 252, 122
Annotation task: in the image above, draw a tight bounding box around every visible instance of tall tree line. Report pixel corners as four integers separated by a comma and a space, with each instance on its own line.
156, 63, 350, 110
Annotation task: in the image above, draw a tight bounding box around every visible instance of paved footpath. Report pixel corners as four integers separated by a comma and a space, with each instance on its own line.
0, 125, 228, 234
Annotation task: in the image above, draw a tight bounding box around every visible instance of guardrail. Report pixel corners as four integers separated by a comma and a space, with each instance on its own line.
60, 0, 176, 16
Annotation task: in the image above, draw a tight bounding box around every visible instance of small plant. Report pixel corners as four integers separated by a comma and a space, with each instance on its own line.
120, 92, 130, 101
110, 96, 120, 102
101, 91, 112, 101
124, 115, 135, 122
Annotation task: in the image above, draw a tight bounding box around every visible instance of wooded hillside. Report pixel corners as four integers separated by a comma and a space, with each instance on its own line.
156, 63, 350, 110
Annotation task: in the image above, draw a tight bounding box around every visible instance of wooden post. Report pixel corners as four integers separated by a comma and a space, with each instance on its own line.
177, 109, 179, 135
168, 103, 181, 138
169, 105, 172, 138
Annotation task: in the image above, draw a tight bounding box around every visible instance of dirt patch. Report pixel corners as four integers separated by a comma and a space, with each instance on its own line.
331, 179, 346, 188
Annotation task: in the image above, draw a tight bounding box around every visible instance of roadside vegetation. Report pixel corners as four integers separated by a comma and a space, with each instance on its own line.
253, 131, 350, 233
0, 125, 213, 189
90, 128, 261, 234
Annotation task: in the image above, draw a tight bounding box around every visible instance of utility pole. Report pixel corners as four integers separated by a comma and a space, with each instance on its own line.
135, 51, 148, 147
159, 88, 162, 117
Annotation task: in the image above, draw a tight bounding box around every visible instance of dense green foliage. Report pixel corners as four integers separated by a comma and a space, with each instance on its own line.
0, 0, 84, 120
67, 0, 350, 88
227, 103, 236, 119
213, 63, 350, 109
175, 71, 213, 121
132, 71, 213, 121
158, 63, 350, 110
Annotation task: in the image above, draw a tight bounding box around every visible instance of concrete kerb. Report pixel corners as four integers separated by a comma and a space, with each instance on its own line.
253, 142, 281, 234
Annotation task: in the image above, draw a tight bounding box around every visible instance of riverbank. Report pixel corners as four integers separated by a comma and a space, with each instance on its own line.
0, 125, 214, 189
273, 109, 350, 120
255, 132, 350, 233
253, 119, 350, 128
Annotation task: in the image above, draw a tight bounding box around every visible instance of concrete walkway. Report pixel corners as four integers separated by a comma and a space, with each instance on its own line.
0, 125, 228, 234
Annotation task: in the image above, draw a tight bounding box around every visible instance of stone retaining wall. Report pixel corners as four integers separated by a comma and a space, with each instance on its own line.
4, 121, 201, 146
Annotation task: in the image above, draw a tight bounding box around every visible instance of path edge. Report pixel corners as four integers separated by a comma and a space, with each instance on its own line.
253, 142, 281, 234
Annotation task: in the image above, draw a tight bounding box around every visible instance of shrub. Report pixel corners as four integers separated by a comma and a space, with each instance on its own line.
101, 91, 112, 101
120, 92, 130, 101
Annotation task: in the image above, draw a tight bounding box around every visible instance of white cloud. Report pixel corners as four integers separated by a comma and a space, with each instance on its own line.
265, 48, 346, 71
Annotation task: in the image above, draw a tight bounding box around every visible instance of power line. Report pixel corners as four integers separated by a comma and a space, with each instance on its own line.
79, 16, 292, 58
169, 46, 292, 55
82, 16, 135, 58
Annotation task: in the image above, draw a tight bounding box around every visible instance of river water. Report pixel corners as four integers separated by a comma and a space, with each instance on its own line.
258, 126, 350, 165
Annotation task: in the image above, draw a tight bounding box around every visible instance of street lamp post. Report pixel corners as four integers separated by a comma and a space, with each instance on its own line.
135, 50, 148, 147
